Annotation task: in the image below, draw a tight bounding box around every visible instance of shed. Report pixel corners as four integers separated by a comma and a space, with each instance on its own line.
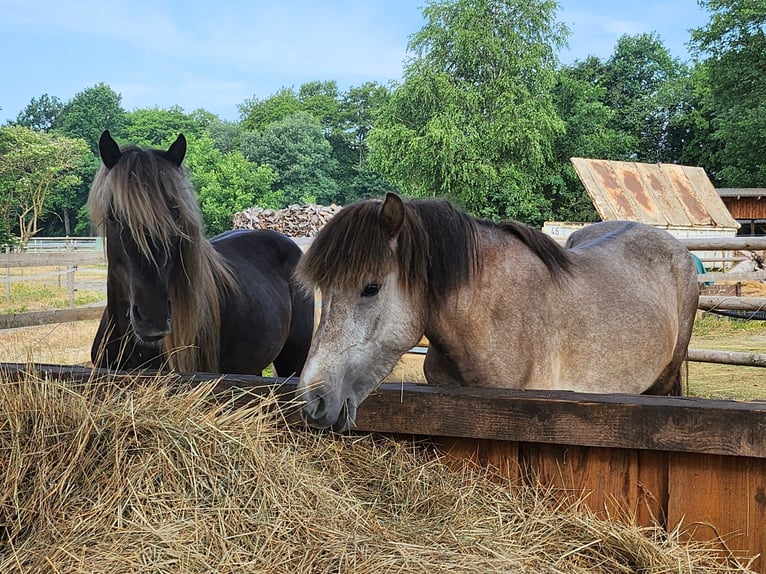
717, 188, 766, 235
543, 159, 740, 266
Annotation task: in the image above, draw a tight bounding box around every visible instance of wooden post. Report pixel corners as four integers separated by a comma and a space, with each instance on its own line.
66, 265, 76, 308
4, 245, 9, 302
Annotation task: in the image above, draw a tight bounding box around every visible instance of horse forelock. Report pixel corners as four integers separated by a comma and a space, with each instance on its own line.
89, 146, 200, 264
297, 197, 480, 305
297, 200, 403, 292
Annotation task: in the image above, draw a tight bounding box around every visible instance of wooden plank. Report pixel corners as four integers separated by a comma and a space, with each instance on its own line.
698, 295, 766, 312
700, 270, 766, 282
636, 450, 668, 529
667, 453, 766, 572
519, 443, 640, 520
0, 304, 105, 330
438, 438, 521, 482
681, 236, 766, 251
688, 348, 766, 367
0, 252, 105, 267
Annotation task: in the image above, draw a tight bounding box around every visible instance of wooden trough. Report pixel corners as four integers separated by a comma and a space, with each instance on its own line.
1, 362, 764, 572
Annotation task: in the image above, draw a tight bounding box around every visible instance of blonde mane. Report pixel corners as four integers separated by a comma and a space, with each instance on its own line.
89, 145, 235, 372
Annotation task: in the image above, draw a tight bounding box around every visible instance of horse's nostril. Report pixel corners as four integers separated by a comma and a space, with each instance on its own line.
132, 304, 143, 322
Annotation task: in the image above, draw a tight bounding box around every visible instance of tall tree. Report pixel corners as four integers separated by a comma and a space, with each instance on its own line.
125, 106, 200, 146
185, 133, 276, 236
690, 0, 766, 185
599, 33, 688, 163
368, 0, 567, 223
546, 64, 634, 222
0, 126, 90, 245
242, 112, 339, 206
55, 83, 127, 153
13, 94, 64, 132
239, 88, 302, 132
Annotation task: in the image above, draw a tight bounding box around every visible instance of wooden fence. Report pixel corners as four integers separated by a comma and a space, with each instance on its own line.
1, 251, 106, 327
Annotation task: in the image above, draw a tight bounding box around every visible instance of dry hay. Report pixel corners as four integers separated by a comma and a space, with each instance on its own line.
0, 371, 755, 574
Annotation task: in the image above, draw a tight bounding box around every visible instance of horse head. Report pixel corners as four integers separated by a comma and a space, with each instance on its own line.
295, 193, 428, 431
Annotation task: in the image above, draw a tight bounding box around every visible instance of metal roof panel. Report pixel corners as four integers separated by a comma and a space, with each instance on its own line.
570, 158, 739, 229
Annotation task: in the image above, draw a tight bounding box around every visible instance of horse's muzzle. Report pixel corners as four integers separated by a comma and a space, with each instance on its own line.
300, 394, 354, 433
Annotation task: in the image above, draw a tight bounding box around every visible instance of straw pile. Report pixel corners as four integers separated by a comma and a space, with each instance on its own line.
0, 372, 754, 573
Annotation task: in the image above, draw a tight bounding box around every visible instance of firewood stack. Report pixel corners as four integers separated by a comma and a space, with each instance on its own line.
232, 204, 342, 237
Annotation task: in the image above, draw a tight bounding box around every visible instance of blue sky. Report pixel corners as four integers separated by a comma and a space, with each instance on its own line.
1, 1, 709, 125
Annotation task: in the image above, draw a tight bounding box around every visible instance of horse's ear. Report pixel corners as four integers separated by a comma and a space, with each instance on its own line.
166, 134, 187, 167
99, 130, 122, 169
378, 192, 405, 239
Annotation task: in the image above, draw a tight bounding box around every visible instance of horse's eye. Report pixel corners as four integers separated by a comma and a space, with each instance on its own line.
361, 283, 381, 297
107, 211, 117, 222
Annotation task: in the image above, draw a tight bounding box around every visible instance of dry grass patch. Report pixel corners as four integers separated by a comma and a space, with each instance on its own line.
0, 320, 100, 365
0, 372, 755, 573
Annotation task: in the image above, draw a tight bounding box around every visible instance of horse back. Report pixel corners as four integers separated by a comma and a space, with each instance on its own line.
210, 229, 313, 375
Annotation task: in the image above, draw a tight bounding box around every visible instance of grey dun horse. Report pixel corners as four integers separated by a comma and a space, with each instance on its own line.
295, 192, 699, 431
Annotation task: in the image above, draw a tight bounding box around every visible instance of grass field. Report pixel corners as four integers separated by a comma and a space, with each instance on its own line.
0, 266, 764, 400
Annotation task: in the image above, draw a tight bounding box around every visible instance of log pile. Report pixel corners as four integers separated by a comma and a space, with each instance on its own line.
232, 204, 342, 237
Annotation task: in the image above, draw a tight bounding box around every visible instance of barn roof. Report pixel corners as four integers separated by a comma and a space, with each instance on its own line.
570, 158, 739, 229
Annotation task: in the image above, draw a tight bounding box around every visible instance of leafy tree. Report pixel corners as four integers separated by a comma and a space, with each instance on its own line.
125, 106, 200, 146
546, 64, 634, 222
185, 133, 276, 235
55, 83, 127, 153
191, 109, 240, 153
239, 88, 302, 132
690, 0, 766, 185
0, 126, 90, 245
299, 81, 342, 135
340, 82, 391, 168
12, 94, 64, 132
664, 62, 721, 178
368, 0, 567, 223
599, 33, 689, 163
242, 112, 339, 205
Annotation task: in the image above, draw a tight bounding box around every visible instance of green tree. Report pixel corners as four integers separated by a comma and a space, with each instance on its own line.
55, 83, 127, 153
368, 0, 567, 223
242, 112, 339, 206
299, 81, 341, 135
12, 94, 64, 132
239, 88, 302, 132
0, 126, 90, 244
690, 0, 766, 185
185, 133, 276, 236
125, 106, 200, 146
599, 33, 689, 163
546, 64, 635, 222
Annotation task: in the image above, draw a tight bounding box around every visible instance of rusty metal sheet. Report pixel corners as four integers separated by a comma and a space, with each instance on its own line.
570, 158, 739, 229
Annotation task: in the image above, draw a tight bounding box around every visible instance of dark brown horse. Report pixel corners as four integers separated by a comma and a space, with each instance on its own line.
89, 131, 313, 375
295, 192, 699, 431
